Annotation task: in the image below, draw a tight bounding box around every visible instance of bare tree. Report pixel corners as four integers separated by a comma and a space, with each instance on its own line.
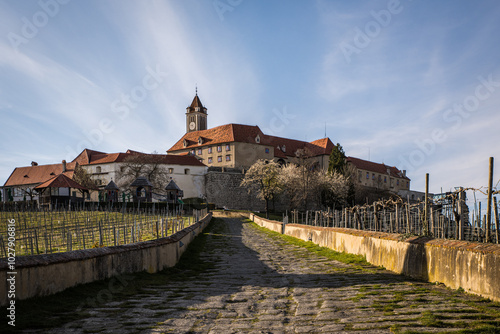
18, 185, 37, 202
280, 148, 349, 211
73, 165, 98, 193
240, 159, 282, 218
116, 153, 170, 195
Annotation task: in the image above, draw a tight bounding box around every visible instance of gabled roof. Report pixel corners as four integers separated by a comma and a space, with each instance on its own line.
71, 149, 205, 167
71, 149, 106, 165
34, 173, 87, 190
309, 138, 335, 156
347, 157, 410, 180
167, 123, 334, 158
3, 162, 77, 187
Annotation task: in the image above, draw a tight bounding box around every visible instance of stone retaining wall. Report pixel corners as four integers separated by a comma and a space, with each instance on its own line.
0, 213, 212, 305
250, 213, 500, 302
212, 211, 251, 219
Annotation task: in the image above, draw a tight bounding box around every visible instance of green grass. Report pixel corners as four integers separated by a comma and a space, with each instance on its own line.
247, 219, 369, 266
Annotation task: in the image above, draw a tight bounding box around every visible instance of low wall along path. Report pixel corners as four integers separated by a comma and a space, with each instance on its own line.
250, 213, 500, 303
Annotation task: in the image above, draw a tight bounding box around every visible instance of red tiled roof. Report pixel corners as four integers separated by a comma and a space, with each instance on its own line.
34, 173, 87, 190
72, 149, 206, 167
3, 162, 76, 187
168, 124, 334, 159
71, 149, 106, 165
347, 156, 410, 180
309, 138, 335, 155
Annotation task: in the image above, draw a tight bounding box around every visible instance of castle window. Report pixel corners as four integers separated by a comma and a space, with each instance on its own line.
265, 148, 269, 154
255, 135, 260, 143
184, 169, 190, 175
208, 157, 213, 164
217, 156, 222, 162
197, 149, 202, 155
226, 155, 231, 161
372, 173, 375, 180
208, 147, 212, 154
366, 172, 369, 179
217, 145, 222, 152
226, 144, 231, 151
384, 176, 387, 183
168, 168, 174, 173
397, 180, 400, 186
96, 166, 101, 173
191, 150, 195, 155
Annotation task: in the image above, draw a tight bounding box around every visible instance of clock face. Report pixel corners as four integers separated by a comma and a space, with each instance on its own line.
189, 121, 196, 130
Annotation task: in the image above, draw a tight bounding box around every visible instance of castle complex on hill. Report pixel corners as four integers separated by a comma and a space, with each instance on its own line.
1, 93, 416, 208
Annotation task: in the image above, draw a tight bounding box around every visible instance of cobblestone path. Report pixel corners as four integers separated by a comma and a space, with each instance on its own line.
44, 217, 499, 333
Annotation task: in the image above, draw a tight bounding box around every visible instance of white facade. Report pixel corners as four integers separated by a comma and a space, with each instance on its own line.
81, 162, 207, 200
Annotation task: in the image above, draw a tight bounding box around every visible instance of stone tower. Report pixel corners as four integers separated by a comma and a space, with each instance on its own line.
186, 91, 207, 133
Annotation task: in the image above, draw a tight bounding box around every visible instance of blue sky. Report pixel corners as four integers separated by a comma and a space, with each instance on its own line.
1, 0, 500, 195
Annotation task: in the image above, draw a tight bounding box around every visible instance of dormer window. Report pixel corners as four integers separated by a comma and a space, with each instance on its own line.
198, 137, 203, 145
24, 174, 29, 178
282, 145, 286, 153
195, 107, 200, 112
50, 172, 55, 176
255, 135, 260, 143
183, 139, 188, 147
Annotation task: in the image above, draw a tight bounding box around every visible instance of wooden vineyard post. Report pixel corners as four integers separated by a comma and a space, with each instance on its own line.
82, 229, 86, 250
34, 229, 40, 255
0, 235, 6, 258
424, 173, 429, 236
486, 157, 494, 242
494, 197, 499, 244
395, 204, 399, 233
458, 188, 464, 241
405, 202, 410, 234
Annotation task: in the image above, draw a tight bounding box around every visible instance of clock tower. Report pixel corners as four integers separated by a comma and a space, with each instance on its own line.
186, 90, 208, 133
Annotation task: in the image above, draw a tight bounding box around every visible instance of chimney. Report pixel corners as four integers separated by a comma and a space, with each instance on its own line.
402, 170, 406, 177
62, 160, 67, 172
31, 161, 38, 166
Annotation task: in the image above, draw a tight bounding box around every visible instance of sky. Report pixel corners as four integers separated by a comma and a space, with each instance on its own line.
1, 0, 500, 196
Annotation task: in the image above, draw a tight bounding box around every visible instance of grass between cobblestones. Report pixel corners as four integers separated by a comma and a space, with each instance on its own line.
246, 219, 500, 334
247, 219, 371, 266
